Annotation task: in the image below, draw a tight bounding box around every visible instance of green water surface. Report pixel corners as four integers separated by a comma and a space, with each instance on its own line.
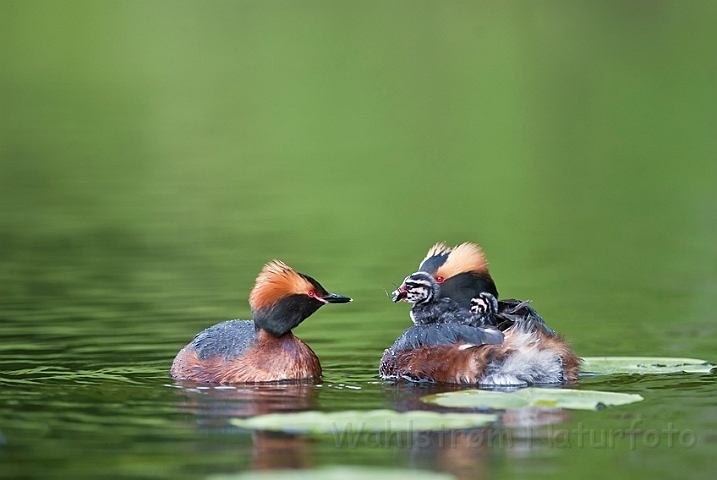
1, 1, 716, 479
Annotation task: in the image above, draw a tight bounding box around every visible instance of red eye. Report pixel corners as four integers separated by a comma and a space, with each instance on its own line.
308, 290, 315, 297
436, 276, 444, 283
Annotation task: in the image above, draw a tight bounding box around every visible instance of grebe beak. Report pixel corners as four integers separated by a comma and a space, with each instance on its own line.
391, 284, 408, 303
321, 292, 352, 304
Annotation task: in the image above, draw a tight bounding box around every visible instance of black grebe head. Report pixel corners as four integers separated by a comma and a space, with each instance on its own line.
418, 242, 499, 307
392, 271, 439, 305
249, 260, 351, 337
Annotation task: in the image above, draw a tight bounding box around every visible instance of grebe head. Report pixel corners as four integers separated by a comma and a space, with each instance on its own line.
249, 260, 351, 337
392, 271, 439, 305
417, 242, 499, 306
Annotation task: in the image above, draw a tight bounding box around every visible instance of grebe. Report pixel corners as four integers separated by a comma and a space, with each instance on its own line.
171, 260, 351, 383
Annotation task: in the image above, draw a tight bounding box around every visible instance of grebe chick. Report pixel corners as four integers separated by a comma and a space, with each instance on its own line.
391, 271, 498, 328
170, 260, 351, 384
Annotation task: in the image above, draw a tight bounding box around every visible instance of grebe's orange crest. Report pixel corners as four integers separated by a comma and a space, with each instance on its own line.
420, 242, 489, 280
437, 242, 489, 279
249, 260, 315, 311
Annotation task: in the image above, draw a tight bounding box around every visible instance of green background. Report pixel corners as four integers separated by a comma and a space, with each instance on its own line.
1, 1, 716, 479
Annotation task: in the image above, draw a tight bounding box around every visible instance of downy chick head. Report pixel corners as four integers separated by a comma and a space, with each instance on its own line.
418, 242, 498, 308
249, 260, 351, 337
470, 292, 499, 316
391, 271, 440, 305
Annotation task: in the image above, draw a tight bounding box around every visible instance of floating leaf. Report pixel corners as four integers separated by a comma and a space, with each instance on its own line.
230, 409, 496, 433
581, 357, 714, 375
422, 388, 643, 411
514, 388, 643, 409
421, 390, 530, 410
208, 467, 456, 480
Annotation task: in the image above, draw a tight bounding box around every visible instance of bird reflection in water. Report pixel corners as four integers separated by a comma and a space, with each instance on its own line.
173, 380, 318, 470
380, 382, 571, 479
173, 380, 317, 419
172, 380, 573, 478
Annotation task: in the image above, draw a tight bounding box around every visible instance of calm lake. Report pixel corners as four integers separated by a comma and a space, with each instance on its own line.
1, 1, 716, 479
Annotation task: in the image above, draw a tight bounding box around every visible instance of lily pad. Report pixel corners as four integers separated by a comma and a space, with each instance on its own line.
422, 388, 643, 411
581, 357, 714, 375
230, 409, 496, 433
208, 467, 456, 480
421, 390, 530, 410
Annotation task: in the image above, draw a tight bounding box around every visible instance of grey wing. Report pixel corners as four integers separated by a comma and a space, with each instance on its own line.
390, 324, 504, 353
190, 320, 257, 360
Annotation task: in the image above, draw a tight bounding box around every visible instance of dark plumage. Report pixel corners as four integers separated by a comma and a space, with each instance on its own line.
387, 323, 504, 354
491, 298, 557, 337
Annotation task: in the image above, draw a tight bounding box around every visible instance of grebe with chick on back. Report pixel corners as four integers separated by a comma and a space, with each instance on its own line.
380, 242, 580, 386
